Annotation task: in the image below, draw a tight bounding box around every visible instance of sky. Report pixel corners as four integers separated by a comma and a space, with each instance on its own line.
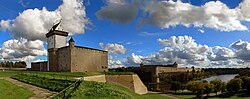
1, 0, 250, 68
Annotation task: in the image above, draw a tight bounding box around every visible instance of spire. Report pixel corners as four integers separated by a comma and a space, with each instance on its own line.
69, 38, 75, 47
69, 38, 75, 42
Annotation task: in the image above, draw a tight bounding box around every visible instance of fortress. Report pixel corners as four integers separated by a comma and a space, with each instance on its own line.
31, 26, 108, 72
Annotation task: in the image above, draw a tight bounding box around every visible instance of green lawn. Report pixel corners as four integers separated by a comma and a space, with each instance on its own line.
0, 80, 34, 99
169, 92, 196, 99
207, 92, 250, 99
0, 70, 22, 77
70, 81, 168, 99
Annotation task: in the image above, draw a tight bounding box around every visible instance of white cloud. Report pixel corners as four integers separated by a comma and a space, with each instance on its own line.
230, 40, 250, 61
108, 56, 125, 68
143, 1, 247, 31
0, 39, 47, 61
127, 35, 246, 68
1, 0, 88, 41
0, 20, 11, 31
209, 46, 235, 61
95, 0, 138, 23
127, 53, 142, 65
99, 43, 126, 55
236, 0, 250, 21
198, 29, 205, 33
96, 0, 250, 32
32, 59, 47, 62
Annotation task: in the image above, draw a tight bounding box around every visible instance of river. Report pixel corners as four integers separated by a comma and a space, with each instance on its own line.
201, 74, 238, 82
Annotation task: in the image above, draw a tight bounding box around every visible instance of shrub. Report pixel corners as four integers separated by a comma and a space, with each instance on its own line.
12, 73, 74, 91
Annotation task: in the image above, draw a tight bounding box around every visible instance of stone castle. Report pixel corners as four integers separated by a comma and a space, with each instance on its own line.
31, 29, 108, 72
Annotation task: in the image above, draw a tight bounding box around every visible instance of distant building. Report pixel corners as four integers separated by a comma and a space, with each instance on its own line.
31, 29, 108, 72
139, 62, 195, 83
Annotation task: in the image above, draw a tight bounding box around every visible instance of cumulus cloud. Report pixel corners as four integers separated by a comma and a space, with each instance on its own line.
96, 0, 250, 31
127, 35, 245, 68
127, 53, 142, 65
208, 46, 235, 61
0, 20, 11, 31
1, 0, 88, 41
99, 42, 126, 55
0, 39, 47, 61
230, 40, 250, 61
96, 0, 138, 23
108, 56, 125, 68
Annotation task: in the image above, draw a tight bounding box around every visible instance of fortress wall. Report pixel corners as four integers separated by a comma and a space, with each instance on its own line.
83, 74, 148, 94
57, 47, 71, 72
83, 75, 106, 82
106, 75, 135, 91
71, 47, 108, 72
132, 74, 148, 94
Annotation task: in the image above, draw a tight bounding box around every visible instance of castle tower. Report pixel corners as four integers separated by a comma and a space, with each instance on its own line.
46, 30, 68, 71
69, 38, 75, 48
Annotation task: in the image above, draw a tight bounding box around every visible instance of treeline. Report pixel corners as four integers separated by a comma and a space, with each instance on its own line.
0, 61, 27, 68
203, 68, 250, 75
171, 70, 250, 98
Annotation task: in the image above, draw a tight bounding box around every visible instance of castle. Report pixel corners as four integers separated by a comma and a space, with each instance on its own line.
31, 29, 108, 72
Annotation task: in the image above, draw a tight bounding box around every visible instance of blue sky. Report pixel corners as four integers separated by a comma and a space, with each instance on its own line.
1, 0, 250, 68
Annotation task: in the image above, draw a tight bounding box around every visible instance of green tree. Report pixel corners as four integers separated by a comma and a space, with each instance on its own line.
210, 79, 223, 95
203, 81, 214, 96
221, 82, 227, 93
241, 76, 250, 94
187, 81, 204, 98
170, 81, 182, 93
226, 78, 243, 93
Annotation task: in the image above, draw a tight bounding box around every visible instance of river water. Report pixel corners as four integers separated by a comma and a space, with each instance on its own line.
201, 74, 238, 82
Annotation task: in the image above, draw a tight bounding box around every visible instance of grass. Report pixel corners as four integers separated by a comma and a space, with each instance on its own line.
12, 73, 75, 91
0, 70, 22, 77
0, 79, 34, 99
207, 92, 250, 99
70, 81, 168, 99
169, 92, 196, 99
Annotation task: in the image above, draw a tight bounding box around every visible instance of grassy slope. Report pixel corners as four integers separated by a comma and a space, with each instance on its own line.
0, 80, 34, 99
70, 81, 168, 99
169, 92, 196, 99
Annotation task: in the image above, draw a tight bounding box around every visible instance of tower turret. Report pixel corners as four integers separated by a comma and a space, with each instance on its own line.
69, 38, 75, 47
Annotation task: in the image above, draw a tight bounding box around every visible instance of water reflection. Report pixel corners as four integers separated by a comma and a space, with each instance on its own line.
201, 74, 238, 82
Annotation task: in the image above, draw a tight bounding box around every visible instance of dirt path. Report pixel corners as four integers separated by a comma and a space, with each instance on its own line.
0, 77, 54, 99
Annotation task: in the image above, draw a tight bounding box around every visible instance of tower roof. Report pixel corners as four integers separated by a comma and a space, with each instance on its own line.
46, 30, 68, 37
69, 38, 75, 42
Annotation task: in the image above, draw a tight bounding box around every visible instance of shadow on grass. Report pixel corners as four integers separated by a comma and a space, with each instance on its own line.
172, 92, 194, 95
204, 91, 250, 99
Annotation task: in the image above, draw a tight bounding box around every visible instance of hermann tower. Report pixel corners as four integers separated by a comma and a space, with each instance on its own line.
46, 21, 68, 71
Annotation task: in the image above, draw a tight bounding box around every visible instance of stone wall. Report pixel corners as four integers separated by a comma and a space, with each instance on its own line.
57, 47, 71, 72
70, 46, 108, 72
30, 62, 48, 71
83, 75, 106, 82
83, 74, 148, 95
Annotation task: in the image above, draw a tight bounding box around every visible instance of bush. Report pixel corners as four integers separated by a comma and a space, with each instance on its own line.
12, 73, 74, 91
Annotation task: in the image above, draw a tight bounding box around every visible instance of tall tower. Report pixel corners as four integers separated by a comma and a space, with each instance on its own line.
46, 30, 68, 49
46, 30, 68, 71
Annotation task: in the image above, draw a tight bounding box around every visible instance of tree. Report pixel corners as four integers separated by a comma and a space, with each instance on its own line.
210, 79, 223, 95
203, 81, 214, 96
221, 82, 227, 93
170, 81, 182, 93
226, 78, 243, 93
187, 81, 205, 98
241, 76, 250, 94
